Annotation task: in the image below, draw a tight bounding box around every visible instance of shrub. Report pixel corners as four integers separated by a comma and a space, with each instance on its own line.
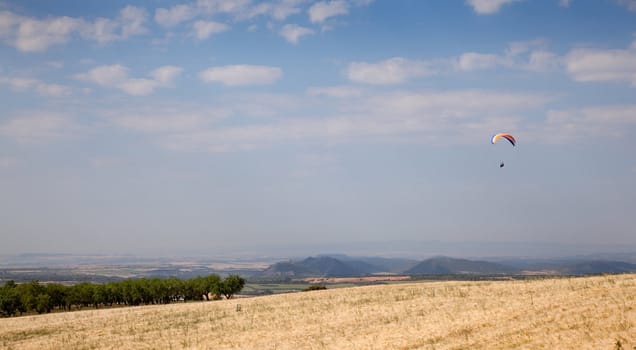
303, 285, 327, 292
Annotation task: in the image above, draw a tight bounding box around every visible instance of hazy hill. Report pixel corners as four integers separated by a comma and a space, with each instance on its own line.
260, 260, 313, 277
332, 255, 419, 274
260, 255, 521, 277
260, 255, 636, 278
302, 256, 375, 276
405, 256, 520, 275
260, 256, 378, 277
555, 260, 636, 275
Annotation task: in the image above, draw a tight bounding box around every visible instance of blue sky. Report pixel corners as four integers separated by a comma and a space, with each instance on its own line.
1, 0, 636, 257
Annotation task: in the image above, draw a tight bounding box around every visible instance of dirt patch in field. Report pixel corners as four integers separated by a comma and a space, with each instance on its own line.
302, 275, 411, 284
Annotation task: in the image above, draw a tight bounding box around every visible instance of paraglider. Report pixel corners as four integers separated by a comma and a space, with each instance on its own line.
491, 133, 516, 168
491, 133, 516, 146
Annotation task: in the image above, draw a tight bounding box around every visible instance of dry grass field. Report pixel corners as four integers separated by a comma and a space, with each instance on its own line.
1, 274, 635, 349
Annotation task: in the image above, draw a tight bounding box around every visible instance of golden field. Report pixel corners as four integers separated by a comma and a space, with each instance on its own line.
1, 274, 635, 349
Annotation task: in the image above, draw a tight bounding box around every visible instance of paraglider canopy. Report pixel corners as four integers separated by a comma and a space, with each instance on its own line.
491, 133, 516, 146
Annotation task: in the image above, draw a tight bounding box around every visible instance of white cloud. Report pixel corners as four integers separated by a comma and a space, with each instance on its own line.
118, 5, 148, 38
35, 83, 72, 97
347, 57, 434, 85
105, 89, 549, 152
0, 113, 78, 143
114, 113, 207, 133
244, 0, 305, 21
466, 0, 636, 14
192, 20, 229, 40
344, 40, 559, 85
309, 0, 349, 23
0, 11, 20, 37
197, 0, 251, 14
565, 48, 636, 86
75, 64, 182, 96
0, 76, 72, 97
49, 85, 594, 153
306, 86, 362, 98
155, 4, 197, 27
118, 78, 160, 96
155, 0, 306, 30
0, 6, 147, 52
82, 6, 148, 43
361, 90, 549, 119
457, 52, 504, 71
199, 65, 283, 86
267, 0, 306, 20
75, 64, 129, 87
543, 105, 636, 141
505, 38, 547, 56
150, 66, 184, 86
155, 0, 304, 28
617, 0, 636, 11
466, 0, 519, 14
526, 50, 560, 72
12, 15, 81, 52
87, 17, 119, 43
106, 104, 230, 139
0, 77, 37, 91
455, 40, 559, 72
244, 2, 275, 19
279, 24, 314, 44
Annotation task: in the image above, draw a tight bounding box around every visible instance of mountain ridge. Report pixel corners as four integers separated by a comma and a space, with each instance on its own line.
259, 255, 636, 277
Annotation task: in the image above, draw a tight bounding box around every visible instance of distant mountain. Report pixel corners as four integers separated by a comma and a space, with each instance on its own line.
332, 255, 419, 274
555, 261, 636, 275
261, 256, 383, 277
260, 260, 314, 278
259, 255, 636, 278
405, 256, 519, 275
261, 255, 520, 277
301, 256, 373, 276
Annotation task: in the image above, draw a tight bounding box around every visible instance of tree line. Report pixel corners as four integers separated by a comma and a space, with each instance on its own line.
0, 274, 245, 317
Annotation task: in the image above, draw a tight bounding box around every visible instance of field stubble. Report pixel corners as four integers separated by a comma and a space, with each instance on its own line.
1, 274, 635, 349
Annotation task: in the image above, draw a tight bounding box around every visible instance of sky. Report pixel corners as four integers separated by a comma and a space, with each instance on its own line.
1, 0, 636, 257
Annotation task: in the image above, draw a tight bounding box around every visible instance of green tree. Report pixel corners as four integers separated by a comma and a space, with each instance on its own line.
189, 276, 222, 301
45, 283, 68, 311
104, 282, 122, 306
181, 278, 199, 302
136, 278, 152, 305
219, 275, 245, 299
92, 284, 109, 308
191, 276, 206, 300
146, 278, 165, 304
68, 283, 95, 309
1, 281, 21, 316
120, 280, 142, 306
205, 274, 221, 300
35, 294, 52, 314
16, 280, 44, 313
164, 277, 183, 303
